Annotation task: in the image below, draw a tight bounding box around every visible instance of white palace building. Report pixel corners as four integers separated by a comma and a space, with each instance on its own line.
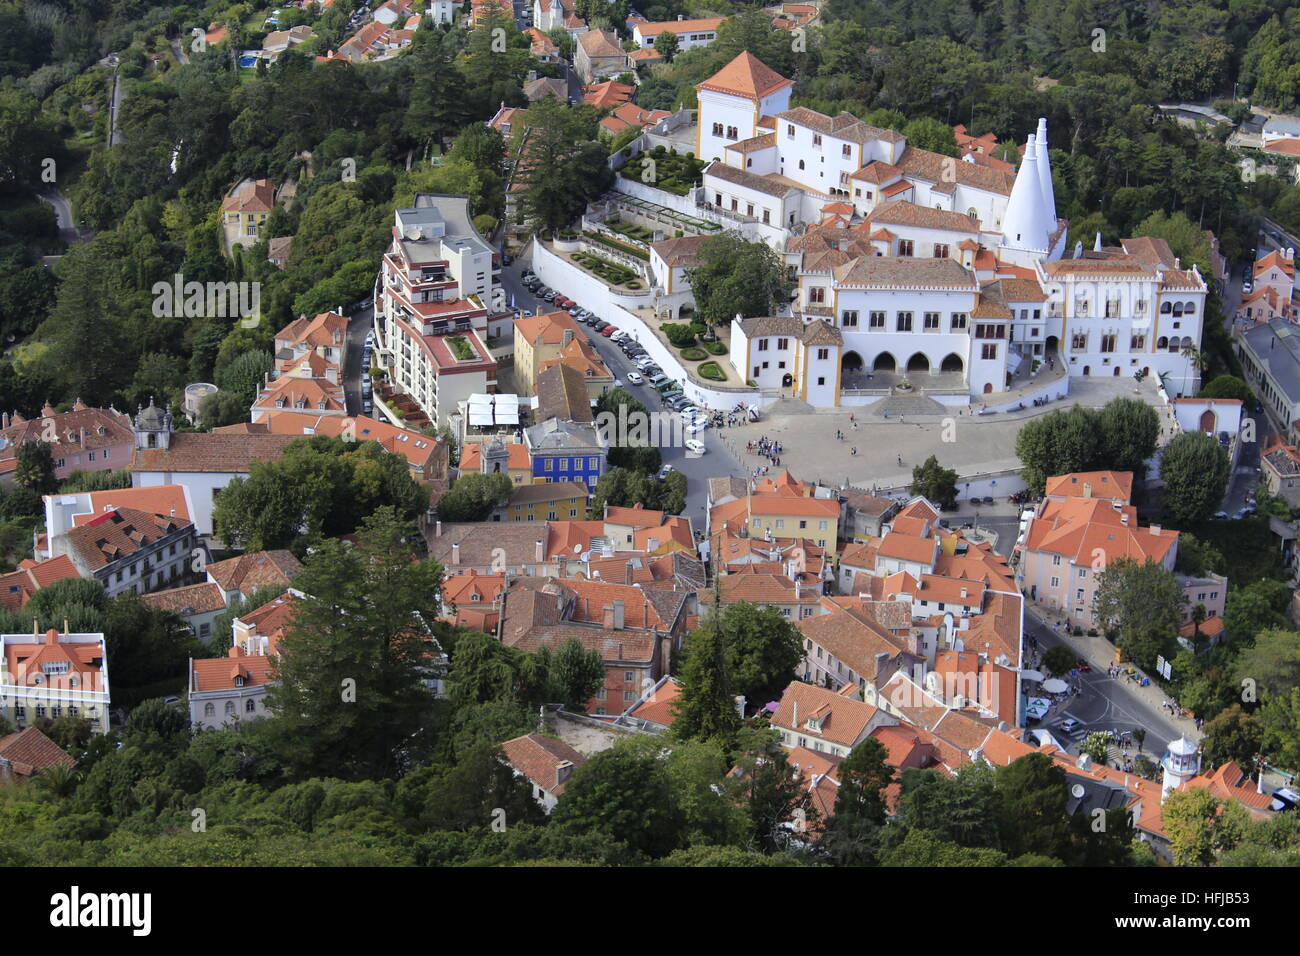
692, 53, 1209, 405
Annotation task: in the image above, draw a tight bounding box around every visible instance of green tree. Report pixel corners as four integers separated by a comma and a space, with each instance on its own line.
1201, 704, 1264, 771
719, 602, 803, 708
1079, 731, 1113, 765
834, 737, 894, 826
1161, 431, 1231, 523
1233, 628, 1300, 701
436, 472, 513, 522
653, 30, 680, 62
896, 763, 1002, 849
1174, 532, 1224, 577
263, 509, 445, 779
197, 389, 249, 429
552, 737, 685, 858
1043, 645, 1077, 677
684, 232, 793, 326
1014, 406, 1101, 494
910, 455, 958, 509
882, 828, 1009, 866
547, 638, 606, 711
420, 742, 547, 832
515, 96, 613, 234
730, 726, 816, 853
1092, 557, 1184, 668
995, 753, 1071, 861
1162, 786, 1249, 866
1199, 375, 1255, 404
1098, 397, 1160, 478
1224, 581, 1290, 644
671, 616, 741, 744
14, 440, 57, 494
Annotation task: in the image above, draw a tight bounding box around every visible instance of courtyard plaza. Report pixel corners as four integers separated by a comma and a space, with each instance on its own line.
710, 373, 1170, 494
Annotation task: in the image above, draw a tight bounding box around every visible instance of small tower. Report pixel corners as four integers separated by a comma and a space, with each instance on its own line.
133, 397, 173, 451
1161, 736, 1201, 801
480, 436, 509, 476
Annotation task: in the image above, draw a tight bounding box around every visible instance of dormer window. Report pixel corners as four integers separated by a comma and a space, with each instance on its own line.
234, 675, 246, 687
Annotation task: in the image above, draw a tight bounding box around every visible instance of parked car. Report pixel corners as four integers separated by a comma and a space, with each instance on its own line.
626, 371, 644, 385
1213, 510, 1229, 519
1270, 787, 1300, 812
610, 330, 628, 342
981, 496, 994, 505
684, 438, 707, 455
363, 400, 373, 414
600, 326, 616, 336
657, 464, 674, 481
502, 253, 514, 266
1243, 281, 1253, 294
1075, 658, 1091, 672
1056, 718, 1082, 735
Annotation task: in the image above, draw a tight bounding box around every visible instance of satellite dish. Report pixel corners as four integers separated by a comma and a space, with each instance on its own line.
573, 544, 581, 554
1070, 784, 1086, 799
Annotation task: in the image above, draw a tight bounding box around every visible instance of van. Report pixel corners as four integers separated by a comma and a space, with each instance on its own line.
649, 374, 670, 389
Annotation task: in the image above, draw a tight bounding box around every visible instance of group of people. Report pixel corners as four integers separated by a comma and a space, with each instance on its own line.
747, 436, 783, 468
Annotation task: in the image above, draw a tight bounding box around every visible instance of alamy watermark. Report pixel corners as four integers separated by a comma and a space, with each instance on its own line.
152, 274, 260, 327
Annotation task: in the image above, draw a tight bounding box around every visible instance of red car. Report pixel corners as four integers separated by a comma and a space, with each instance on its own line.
1075, 658, 1092, 672
601, 325, 616, 336
553, 296, 573, 308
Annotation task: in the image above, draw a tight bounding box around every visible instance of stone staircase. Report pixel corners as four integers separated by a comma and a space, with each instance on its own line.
865, 394, 950, 418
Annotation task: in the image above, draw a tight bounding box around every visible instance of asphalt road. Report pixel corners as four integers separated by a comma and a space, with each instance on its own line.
36, 188, 91, 245
504, 251, 747, 533
344, 305, 374, 417
108, 67, 123, 147
1025, 608, 1185, 761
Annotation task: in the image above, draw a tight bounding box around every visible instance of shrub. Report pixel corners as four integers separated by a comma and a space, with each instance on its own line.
624, 280, 642, 289
679, 347, 707, 361
662, 323, 697, 347
704, 342, 727, 355
698, 361, 725, 381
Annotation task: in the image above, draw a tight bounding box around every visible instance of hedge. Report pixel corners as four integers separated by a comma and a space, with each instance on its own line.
698, 361, 725, 381
704, 342, 727, 355
679, 347, 707, 361
583, 231, 650, 261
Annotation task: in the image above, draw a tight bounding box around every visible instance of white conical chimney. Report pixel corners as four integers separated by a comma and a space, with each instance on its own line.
1094, 231, 1103, 252
1035, 117, 1057, 239
1001, 135, 1049, 254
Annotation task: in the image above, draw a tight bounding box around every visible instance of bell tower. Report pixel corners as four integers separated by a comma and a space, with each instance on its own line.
133, 397, 173, 450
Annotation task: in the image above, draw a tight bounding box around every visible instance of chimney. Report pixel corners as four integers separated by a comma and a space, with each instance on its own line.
535, 539, 544, 563
228, 645, 245, 658
435, 520, 442, 538
555, 760, 574, 788
794, 578, 801, 601
451, 542, 460, 565
603, 605, 615, 629
612, 599, 624, 630
1077, 753, 1092, 770
793, 699, 798, 728
562, 328, 574, 347
1151, 524, 1162, 535
960, 587, 968, 599
45, 627, 59, 645
1082, 482, 1092, 498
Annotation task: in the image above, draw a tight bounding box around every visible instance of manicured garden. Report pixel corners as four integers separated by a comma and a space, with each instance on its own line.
572, 250, 641, 287
698, 361, 725, 381
583, 230, 650, 261
619, 146, 706, 196
445, 335, 475, 361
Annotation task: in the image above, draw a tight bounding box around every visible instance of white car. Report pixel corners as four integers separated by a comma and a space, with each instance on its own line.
685, 420, 708, 435
684, 438, 706, 455
626, 371, 644, 385
609, 330, 628, 342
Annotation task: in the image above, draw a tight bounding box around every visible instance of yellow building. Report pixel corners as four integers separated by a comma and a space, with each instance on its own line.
709, 470, 842, 556
513, 310, 586, 396
499, 481, 590, 522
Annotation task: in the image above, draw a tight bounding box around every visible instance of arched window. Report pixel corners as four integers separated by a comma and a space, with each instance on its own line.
224, 701, 236, 715
798, 160, 805, 170
204, 702, 215, 717
1184, 301, 1196, 314
245, 699, 256, 713
1157, 336, 1168, 349
1161, 302, 1172, 314
967, 208, 978, 220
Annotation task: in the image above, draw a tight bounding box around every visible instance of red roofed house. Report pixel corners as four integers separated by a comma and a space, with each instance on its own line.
0, 402, 134, 485
140, 581, 228, 642
500, 732, 587, 812
205, 550, 302, 605
622, 674, 681, 732
188, 645, 275, 730
695, 51, 794, 163
0, 627, 111, 734
0, 555, 80, 612
575, 30, 633, 84
771, 679, 897, 758
630, 18, 726, 53
232, 589, 301, 656
1017, 471, 1179, 629
221, 178, 277, 250
0, 726, 76, 780
57, 505, 197, 599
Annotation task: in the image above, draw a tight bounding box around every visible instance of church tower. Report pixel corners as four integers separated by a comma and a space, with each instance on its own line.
133, 397, 173, 450
480, 436, 509, 476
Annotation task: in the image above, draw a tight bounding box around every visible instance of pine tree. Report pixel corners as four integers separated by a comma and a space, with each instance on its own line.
670, 615, 740, 744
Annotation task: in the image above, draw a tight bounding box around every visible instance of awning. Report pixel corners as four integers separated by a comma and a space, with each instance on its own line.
1042, 678, 1069, 694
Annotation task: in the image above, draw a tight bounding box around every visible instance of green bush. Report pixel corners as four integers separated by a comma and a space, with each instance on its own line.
698, 361, 725, 381
662, 323, 697, 347
704, 342, 727, 355
679, 347, 707, 361
624, 280, 642, 289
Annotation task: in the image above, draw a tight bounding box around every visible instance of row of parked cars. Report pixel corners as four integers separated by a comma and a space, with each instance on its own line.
520, 270, 708, 454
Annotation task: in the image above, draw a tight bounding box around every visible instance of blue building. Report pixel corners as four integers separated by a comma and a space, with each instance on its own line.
524, 419, 607, 491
